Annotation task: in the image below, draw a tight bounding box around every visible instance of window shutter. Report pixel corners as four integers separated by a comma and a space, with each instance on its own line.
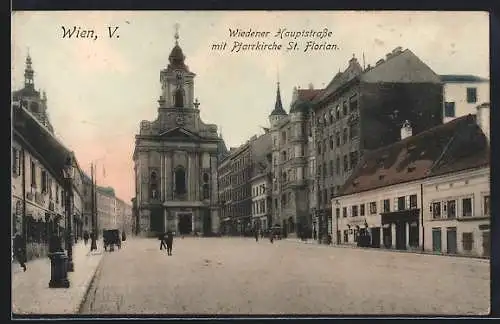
394, 198, 398, 211
380, 200, 384, 212
405, 196, 410, 210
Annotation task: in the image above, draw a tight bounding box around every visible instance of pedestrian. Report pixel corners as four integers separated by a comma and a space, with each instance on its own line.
269, 231, 274, 244
254, 229, 259, 242
90, 231, 98, 252
122, 231, 126, 242
83, 231, 89, 246
165, 231, 174, 256
159, 232, 167, 251
13, 233, 27, 272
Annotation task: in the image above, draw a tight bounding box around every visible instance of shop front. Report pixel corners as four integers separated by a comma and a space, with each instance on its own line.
381, 209, 420, 250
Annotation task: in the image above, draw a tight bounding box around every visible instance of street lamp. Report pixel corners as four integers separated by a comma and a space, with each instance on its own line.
63, 155, 75, 272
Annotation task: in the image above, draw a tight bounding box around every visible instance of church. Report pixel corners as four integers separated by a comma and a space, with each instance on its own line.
133, 28, 228, 237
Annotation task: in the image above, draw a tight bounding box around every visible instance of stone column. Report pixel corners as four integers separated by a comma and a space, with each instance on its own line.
380, 226, 384, 248
391, 223, 396, 249
160, 153, 164, 201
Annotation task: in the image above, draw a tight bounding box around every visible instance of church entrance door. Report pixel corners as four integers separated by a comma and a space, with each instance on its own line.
178, 213, 192, 235
202, 209, 212, 236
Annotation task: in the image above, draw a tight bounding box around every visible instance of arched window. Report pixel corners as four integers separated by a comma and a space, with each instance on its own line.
174, 167, 186, 195
174, 89, 184, 107
150, 171, 158, 200
203, 173, 209, 183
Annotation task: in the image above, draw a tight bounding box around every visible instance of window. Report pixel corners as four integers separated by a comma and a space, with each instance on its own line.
484, 195, 490, 216
343, 155, 348, 172
336, 208, 340, 218
349, 122, 359, 139
342, 128, 348, 144
466, 87, 477, 103
410, 194, 418, 209
174, 167, 186, 195
281, 131, 287, 143
329, 160, 334, 176
336, 157, 340, 175
336, 106, 341, 119
41, 171, 47, 192
462, 198, 472, 217
462, 232, 473, 251
318, 165, 322, 178
342, 207, 347, 218
329, 136, 334, 149
342, 101, 348, 116
349, 96, 358, 112
323, 139, 328, 152
352, 205, 358, 217
432, 202, 441, 219
383, 199, 390, 213
30, 160, 36, 187
349, 151, 359, 170
446, 200, 456, 218
317, 143, 322, 155
369, 202, 377, 214
397, 196, 405, 211
336, 132, 341, 146
174, 88, 184, 107
360, 204, 365, 216
444, 102, 456, 117
12, 148, 19, 175
343, 230, 348, 243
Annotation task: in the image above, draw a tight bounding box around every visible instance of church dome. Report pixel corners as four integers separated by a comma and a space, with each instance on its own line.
169, 44, 185, 66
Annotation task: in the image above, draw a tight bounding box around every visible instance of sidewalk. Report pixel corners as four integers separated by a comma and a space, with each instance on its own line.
12, 241, 105, 315
284, 238, 490, 260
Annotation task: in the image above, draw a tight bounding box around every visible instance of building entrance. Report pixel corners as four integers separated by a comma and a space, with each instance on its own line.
178, 213, 192, 235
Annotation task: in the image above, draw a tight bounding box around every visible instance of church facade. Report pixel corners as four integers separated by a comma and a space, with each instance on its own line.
133, 32, 228, 237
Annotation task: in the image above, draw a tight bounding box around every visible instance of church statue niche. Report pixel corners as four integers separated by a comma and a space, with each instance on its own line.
174, 166, 186, 195
174, 88, 184, 108
150, 171, 159, 200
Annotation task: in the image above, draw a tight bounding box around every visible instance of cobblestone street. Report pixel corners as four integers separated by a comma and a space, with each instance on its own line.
80, 237, 490, 315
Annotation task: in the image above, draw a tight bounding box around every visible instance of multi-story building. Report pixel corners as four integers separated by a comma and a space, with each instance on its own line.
133, 31, 228, 237
334, 113, 489, 257
311, 47, 444, 239
229, 142, 252, 235
217, 153, 233, 234
249, 133, 272, 231
115, 197, 134, 235
269, 82, 317, 238
441, 74, 489, 123
96, 186, 117, 232
12, 55, 85, 259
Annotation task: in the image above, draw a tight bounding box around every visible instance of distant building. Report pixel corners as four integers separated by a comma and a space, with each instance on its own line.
250, 133, 272, 231
133, 31, 228, 237
334, 114, 489, 257
217, 154, 233, 234
440, 74, 489, 123
269, 82, 318, 238
311, 47, 444, 240
96, 186, 116, 232
116, 198, 133, 235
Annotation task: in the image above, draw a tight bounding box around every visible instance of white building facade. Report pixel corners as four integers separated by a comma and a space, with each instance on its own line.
334, 182, 423, 250
422, 167, 490, 257
441, 75, 489, 123
251, 174, 271, 231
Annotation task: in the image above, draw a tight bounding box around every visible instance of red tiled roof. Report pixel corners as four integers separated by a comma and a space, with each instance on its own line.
339, 115, 489, 197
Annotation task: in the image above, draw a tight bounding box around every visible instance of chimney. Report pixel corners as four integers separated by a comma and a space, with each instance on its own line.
476, 103, 490, 143
386, 52, 393, 60
376, 59, 385, 66
392, 46, 403, 54
308, 83, 314, 90
400, 120, 412, 140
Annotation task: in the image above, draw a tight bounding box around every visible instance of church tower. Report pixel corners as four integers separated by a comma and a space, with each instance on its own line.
268, 80, 287, 128
133, 24, 224, 237
12, 51, 54, 134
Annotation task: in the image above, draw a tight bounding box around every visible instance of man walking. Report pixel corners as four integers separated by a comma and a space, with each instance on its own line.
13, 233, 27, 272
165, 231, 174, 256
159, 232, 167, 251
83, 231, 89, 246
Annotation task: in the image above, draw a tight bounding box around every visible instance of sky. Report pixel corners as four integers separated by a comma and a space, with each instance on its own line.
11, 11, 489, 203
